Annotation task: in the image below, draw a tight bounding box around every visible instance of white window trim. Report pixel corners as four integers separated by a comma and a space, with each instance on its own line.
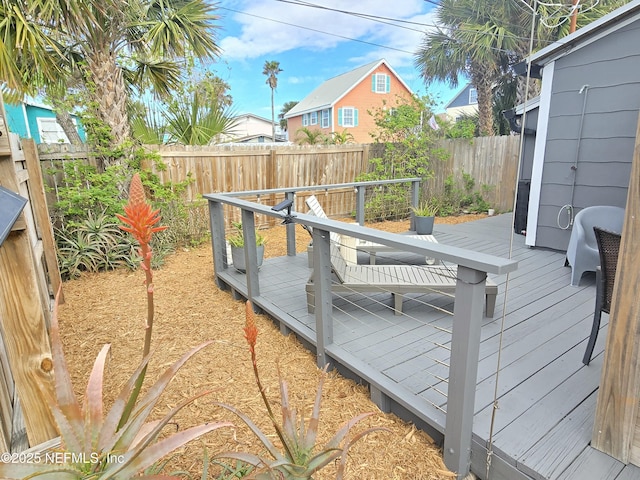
36, 117, 74, 144
302, 113, 309, 126
373, 73, 388, 93
321, 109, 330, 128
468, 88, 478, 104
310, 111, 318, 125
342, 107, 355, 127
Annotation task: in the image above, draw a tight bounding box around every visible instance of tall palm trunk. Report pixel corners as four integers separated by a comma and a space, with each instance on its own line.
86, 51, 132, 154
55, 111, 83, 145
470, 64, 494, 136
270, 87, 275, 142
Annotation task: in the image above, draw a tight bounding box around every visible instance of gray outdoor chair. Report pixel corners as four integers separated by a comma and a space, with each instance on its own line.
565, 206, 624, 286
583, 227, 621, 365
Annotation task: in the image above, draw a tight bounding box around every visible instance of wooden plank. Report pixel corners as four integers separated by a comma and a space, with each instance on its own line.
516, 392, 598, 480
614, 463, 640, 480
557, 446, 624, 480
10, 389, 28, 452
592, 112, 640, 463
0, 97, 58, 446
23, 139, 63, 305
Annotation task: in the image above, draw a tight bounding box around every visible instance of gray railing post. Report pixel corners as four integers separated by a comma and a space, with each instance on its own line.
285, 191, 296, 256
241, 209, 260, 305
312, 227, 333, 368
410, 180, 420, 231
209, 200, 228, 288
444, 266, 487, 479
355, 186, 366, 226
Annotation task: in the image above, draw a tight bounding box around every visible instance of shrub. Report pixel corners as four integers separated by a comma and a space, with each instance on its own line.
435, 172, 493, 216
357, 95, 448, 222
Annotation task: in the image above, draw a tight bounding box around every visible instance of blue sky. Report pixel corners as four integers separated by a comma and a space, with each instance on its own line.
210, 0, 464, 119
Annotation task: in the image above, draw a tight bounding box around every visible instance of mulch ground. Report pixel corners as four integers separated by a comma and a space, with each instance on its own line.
57, 214, 485, 479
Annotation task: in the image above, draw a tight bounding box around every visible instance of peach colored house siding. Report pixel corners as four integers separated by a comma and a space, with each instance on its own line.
285, 60, 413, 144
335, 63, 412, 143
287, 116, 303, 139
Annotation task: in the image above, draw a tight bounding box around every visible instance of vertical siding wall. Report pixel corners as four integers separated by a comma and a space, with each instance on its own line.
39, 137, 520, 220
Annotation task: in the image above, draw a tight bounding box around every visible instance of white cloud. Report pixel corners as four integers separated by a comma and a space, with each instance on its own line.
218, 0, 438, 63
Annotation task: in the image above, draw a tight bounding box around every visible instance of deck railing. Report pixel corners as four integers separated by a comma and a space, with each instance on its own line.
204, 179, 518, 479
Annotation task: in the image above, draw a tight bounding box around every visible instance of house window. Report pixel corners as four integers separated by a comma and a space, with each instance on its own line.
338, 107, 358, 127
37, 117, 73, 144
372, 73, 390, 93
321, 109, 330, 128
310, 111, 318, 125
468, 88, 478, 104
302, 113, 309, 126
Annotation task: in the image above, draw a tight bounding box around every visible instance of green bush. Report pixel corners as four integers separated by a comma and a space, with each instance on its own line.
357, 95, 449, 222
434, 172, 493, 216
49, 155, 210, 275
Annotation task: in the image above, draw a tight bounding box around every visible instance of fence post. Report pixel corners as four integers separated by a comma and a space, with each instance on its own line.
355, 186, 366, 225
285, 191, 296, 256
241, 209, 261, 306
410, 180, 420, 231
312, 227, 333, 368
444, 266, 487, 479
208, 200, 228, 288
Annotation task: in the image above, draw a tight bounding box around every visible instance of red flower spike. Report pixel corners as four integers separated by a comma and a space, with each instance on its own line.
244, 301, 258, 355
128, 173, 146, 207
116, 174, 168, 246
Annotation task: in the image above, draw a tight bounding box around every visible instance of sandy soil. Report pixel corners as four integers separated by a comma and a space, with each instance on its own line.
57, 214, 485, 479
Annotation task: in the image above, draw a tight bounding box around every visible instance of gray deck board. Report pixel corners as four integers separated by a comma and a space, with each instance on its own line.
212, 213, 635, 480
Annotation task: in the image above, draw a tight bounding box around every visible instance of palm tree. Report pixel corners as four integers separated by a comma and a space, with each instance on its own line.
415, 0, 628, 136
295, 127, 326, 145
330, 130, 355, 145
262, 61, 283, 142
279, 101, 299, 131
415, 0, 520, 136
0, 0, 220, 155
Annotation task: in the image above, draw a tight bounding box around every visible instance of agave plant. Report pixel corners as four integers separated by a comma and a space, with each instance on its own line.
0, 295, 232, 479
55, 211, 138, 279
214, 302, 389, 479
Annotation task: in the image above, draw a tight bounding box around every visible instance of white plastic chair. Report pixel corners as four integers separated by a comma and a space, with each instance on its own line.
565, 206, 624, 286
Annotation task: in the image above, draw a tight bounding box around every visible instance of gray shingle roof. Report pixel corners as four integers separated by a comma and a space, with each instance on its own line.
284, 59, 384, 118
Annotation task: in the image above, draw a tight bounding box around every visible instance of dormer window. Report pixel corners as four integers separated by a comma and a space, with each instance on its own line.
372, 73, 390, 93
469, 88, 478, 104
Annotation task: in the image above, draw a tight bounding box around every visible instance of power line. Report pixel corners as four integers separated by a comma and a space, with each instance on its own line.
218, 6, 416, 55
219, 5, 535, 58
268, 0, 557, 46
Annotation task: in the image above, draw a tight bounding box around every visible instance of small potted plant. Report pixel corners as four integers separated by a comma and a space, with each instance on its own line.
228, 221, 267, 273
412, 199, 440, 235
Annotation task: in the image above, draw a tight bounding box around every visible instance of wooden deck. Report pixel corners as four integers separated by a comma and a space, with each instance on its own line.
213, 213, 640, 480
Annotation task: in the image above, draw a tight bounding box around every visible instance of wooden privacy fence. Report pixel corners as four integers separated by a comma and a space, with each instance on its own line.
39, 136, 521, 218
0, 105, 61, 453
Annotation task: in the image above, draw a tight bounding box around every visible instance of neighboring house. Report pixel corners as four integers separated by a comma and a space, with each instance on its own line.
284, 59, 413, 143
4, 99, 86, 144
223, 113, 287, 143
444, 83, 478, 122
510, 0, 640, 252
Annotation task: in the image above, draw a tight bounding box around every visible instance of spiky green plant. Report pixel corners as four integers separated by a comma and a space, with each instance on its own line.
0, 174, 233, 479
0, 297, 231, 479
214, 302, 389, 479
55, 211, 138, 280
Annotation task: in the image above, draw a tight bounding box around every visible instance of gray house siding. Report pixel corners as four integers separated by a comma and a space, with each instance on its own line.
446, 84, 476, 108
535, 20, 640, 251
